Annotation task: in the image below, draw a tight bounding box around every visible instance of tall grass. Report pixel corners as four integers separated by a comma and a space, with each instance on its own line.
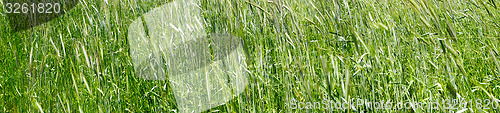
1, 0, 499, 112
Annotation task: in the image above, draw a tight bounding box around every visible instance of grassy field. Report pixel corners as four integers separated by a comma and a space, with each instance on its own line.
1, 0, 500, 112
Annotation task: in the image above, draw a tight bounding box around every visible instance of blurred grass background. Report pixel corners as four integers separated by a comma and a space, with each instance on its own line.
1, 0, 499, 112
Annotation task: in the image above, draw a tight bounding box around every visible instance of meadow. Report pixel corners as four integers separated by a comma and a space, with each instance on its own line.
1, 0, 499, 112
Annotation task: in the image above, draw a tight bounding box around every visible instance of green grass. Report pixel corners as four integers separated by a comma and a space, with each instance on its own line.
1, 0, 500, 112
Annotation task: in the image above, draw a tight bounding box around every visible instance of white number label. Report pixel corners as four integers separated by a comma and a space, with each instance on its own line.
5, 3, 61, 14
45, 3, 52, 13
22, 3, 28, 13
5, 3, 13, 13
13, 3, 20, 13
54, 3, 60, 13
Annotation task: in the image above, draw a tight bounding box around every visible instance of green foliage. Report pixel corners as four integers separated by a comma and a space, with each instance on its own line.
1, 0, 499, 112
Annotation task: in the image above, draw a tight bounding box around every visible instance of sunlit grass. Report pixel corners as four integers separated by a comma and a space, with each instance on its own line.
1, 0, 499, 112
